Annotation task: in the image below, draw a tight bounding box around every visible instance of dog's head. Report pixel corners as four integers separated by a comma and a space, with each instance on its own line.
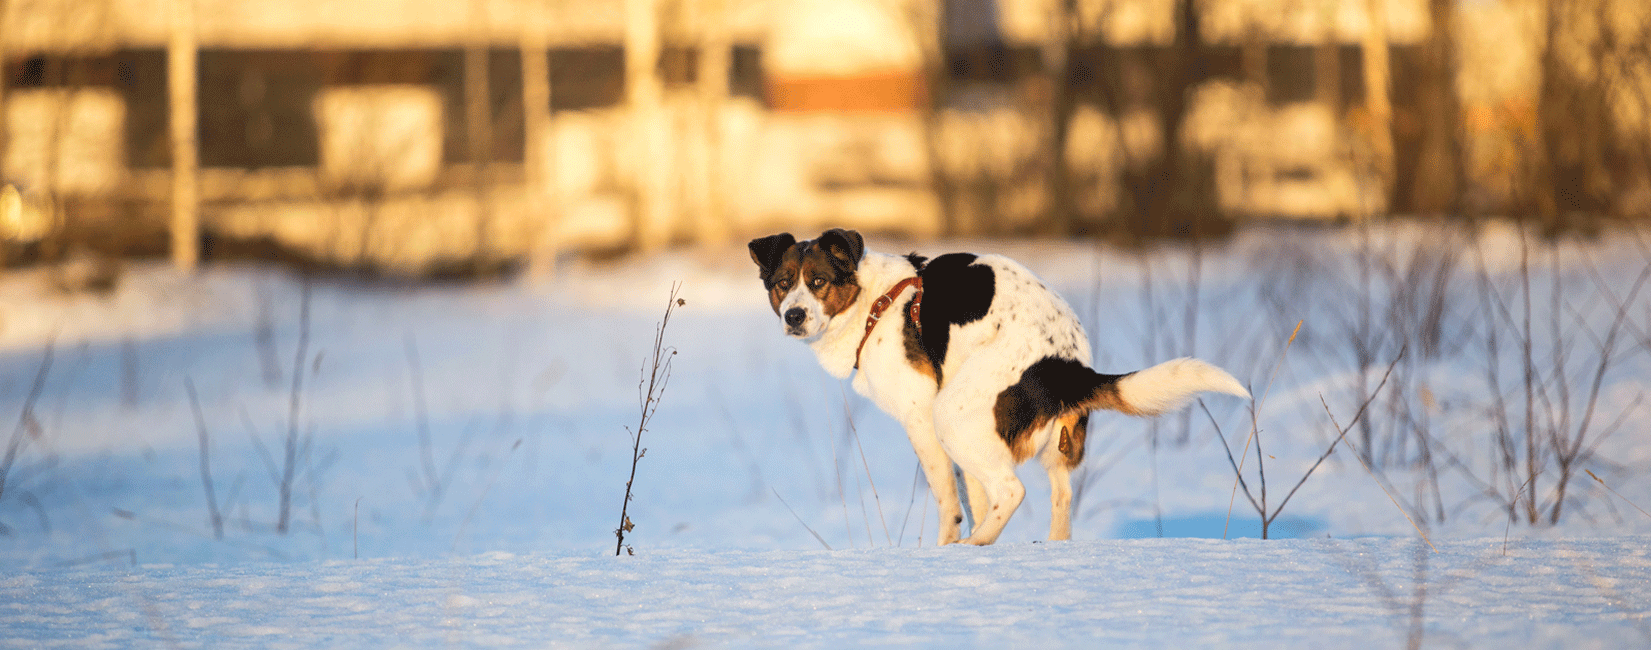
748, 228, 865, 340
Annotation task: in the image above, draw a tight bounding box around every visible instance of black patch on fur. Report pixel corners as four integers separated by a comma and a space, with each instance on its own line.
808, 230, 863, 285
993, 357, 1125, 450
915, 253, 995, 372
904, 252, 928, 270
748, 233, 795, 278
816, 228, 864, 266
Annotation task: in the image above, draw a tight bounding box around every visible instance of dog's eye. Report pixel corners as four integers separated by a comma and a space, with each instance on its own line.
809, 276, 827, 290
776, 278, 793, 290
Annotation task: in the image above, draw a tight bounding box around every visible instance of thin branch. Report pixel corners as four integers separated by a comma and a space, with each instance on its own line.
185, 378, 224, 540
1269, 351, 1404, 524
773, 488, 832, 551
1321, 393, 1436, 552
276, 279, 311, 535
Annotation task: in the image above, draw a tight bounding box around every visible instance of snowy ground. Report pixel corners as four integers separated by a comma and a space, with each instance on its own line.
6, 537, 1649, 649
1, 222, 1649, 647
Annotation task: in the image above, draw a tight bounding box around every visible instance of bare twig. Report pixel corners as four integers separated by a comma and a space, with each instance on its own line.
843, 386, 891, 546
773, 488, 832, 551
1322, 394, 1437, 552
1270, 353, 1403, 525
614, 284, 683, 556
354, 496, 362, 559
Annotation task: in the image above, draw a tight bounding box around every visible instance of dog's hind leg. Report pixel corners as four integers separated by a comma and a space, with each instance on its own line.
901, 413, 965, 545
1040, 412, 1085, 541
962, 472, 990, 537
1039, 437, 1073, 541
935, 410, 1025, 546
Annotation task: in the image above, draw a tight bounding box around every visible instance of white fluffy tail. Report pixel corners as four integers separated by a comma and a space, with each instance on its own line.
1115, 358, 1250, 416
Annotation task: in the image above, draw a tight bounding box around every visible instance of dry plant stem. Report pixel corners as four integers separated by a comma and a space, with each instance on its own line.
832, 436, 852, 548
1321, 393, 1437, 552
843, 387, 891, 546
614, 283, 682, 556
353, 497, 362, 559
185, 378, 224, 540
1405, 540, 1429, 650
1223, 320, 1301, 538
773, 487, 832, 550
277, 279, 311, 535
1586, 469, 1651, 520
1504, 477, 1535, 556
0, 340, 52, 504
898, 461, 922, 547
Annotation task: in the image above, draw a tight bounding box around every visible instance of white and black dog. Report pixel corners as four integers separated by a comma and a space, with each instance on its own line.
749, 228, 1250, 545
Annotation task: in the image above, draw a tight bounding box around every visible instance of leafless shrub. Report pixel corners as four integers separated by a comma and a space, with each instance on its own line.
1464, 229, 1650, 526
1210, 341, 1402, 540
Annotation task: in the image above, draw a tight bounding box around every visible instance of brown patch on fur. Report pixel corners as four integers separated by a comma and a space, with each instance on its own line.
799, 251, 861, 316
901, 298, 938, 383
1079, 381, 1145, 417
1008, 429, 1038, 464
993, 386, 1037, 463
1056, 412, 1089, 468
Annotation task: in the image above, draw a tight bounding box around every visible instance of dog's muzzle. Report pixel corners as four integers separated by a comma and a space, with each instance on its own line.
783, 307, 807, 334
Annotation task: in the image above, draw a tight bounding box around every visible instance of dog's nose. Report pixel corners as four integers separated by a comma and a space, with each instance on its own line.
784, 307, 806, 328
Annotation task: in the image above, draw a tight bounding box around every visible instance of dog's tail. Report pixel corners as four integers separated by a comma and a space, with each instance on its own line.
1089, 357, 1251, 416
997, 357, 1250, 466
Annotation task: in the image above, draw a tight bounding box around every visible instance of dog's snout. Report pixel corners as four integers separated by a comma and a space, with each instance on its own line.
783, 307, 806, 328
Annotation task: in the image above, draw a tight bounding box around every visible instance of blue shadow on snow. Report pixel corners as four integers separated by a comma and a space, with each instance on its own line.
1116, 512, 1327, 540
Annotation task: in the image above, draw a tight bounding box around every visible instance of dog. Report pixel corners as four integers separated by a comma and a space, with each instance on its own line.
748, 228, 1250, 545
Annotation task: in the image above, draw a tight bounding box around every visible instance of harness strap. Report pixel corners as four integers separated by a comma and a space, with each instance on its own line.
854, 277, 923, 370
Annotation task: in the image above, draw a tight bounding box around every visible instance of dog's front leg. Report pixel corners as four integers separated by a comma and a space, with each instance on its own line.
902, 414, 964, 545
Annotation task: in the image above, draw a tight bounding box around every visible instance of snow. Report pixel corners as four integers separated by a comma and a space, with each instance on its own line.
1, 222, 1649, 647
5, 538, 1649, 648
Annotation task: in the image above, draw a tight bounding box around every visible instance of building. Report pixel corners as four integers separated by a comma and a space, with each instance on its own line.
1, 0, 1645, 274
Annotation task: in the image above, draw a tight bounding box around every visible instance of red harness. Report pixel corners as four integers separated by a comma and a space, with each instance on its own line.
854, 277, 923, 370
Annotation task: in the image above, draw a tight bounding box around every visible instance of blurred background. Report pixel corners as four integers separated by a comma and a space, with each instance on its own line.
0, 0, 1647, 277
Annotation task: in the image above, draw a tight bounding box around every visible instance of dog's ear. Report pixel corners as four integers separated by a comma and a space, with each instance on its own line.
748, 233, 796, 276
817, 228, 864, 266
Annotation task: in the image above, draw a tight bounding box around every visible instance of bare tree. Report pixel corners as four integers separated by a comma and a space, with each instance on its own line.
1361, 0, 1396, 205
1405, 0, 1465, 216
1115, 0, 1223, 239
1525, 0, 1627, 229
